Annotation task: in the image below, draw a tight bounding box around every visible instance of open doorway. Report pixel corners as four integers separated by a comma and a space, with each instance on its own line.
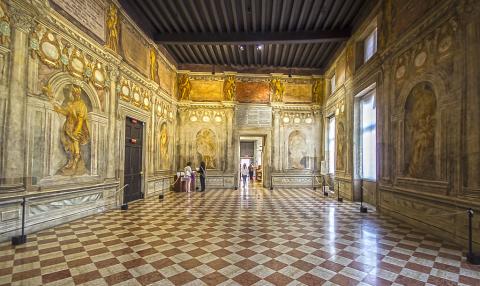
239, 136, 264, 189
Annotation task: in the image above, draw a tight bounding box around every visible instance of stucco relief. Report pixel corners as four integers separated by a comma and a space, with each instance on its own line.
196, 128, 217, 169
288, 130, 307, 169
404, 82, 436, 179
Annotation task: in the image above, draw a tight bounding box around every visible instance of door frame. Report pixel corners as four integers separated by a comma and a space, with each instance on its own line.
118, 104, 149, 202
236, 129, 271, 188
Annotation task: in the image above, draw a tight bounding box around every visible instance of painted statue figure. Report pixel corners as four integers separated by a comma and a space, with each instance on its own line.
177, 74, 192, 100
312, 79, 323, 104
45, 84, 90, 176
106, 4, 118, 52
150, 48, 157, 82
196, 129, 217, 169
0, 2, 10, 47
270, 78, 285, 102
223, 75, 236, 101
159, 123, 168, 167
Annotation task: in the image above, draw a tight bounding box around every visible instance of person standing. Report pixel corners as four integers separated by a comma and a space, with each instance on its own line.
184, 162, 192, 192
241, 164, 249, 188
248, 164, 254, 181
198, 161, 206, 192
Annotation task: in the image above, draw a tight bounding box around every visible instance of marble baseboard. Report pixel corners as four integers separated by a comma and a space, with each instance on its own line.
271, 175, 322, 188
378, 187, 480, 248
0, 182, 118, 243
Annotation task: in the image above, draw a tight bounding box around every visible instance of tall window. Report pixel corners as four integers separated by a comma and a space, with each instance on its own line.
327, 116, 336, 174
360, 94, 376, 180
364, 28, 377, 62
330, 74, 336, 95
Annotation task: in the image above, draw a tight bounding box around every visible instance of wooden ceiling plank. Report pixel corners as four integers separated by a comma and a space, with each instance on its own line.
304, 0, 322, 30
271, 0, 278, 32
332, 0, 353, 29
261, 0, 266, 32
220, 0, 232, 33
322, 0, 343, 30
177, 0, 198, 32
230, 0, 240, 32
209, 0, 224, 32
199, 0, 215, 32
313, 0, 329, 31
192, 45, 207, 64
296, 0, 312, 31
154, 29, 350, 44
188, 0, 207, 32
154, 0, 181, 33
241, 0, 249, 32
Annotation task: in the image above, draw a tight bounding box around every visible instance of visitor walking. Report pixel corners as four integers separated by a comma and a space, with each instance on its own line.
241, 164, 249, 187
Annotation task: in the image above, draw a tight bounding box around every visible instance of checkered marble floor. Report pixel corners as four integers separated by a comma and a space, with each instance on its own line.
1, 187, 480, 286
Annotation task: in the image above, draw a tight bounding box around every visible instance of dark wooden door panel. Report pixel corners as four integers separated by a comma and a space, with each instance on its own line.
124, 117, 143, 203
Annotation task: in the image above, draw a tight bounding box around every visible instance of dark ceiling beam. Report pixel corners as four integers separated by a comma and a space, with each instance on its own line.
295, 0, 311, 31
332, 0, 352, 29
145, 1, 172, 33
210, 0, 223, 33
278, 0, 289, 31
241, 0, 248, 32
288, 0, 301, 31
271, 0, 278, 31
154, 29, 350, 45
261, 0, 266, 32
177, 63, 324, 75
251, 0, 257, 33
323, 0, 342, 30
298, 43, 313, 67
313, 0, 330, 31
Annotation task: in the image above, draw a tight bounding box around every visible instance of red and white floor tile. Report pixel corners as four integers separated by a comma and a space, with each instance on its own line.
1, 187, 479, 285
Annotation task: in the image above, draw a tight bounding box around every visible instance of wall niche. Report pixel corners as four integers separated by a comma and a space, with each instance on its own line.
404, 81, 437, 180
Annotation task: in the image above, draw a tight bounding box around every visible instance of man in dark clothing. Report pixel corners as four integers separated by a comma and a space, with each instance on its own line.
198, 161, 206, 192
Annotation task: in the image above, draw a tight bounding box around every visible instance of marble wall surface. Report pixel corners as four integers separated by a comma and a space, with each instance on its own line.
324, 0, 480, 247
0, 0, 176, 242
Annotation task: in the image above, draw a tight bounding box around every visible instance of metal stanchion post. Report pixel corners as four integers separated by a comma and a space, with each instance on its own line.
322, 177, 328, 197
467, 209, 480, 265
360, 183, 368, 213
12, 197, 27, 245
337, 181, 343, 202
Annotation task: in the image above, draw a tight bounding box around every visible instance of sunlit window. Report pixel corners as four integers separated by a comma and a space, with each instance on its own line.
330, 74, 336, 95
364, 28, 377, 62
328, 116, 336, 174
360, 94, 376, 180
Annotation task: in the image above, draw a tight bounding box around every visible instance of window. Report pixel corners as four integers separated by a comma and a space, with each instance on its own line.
360, 94, 376, 180
364, 28, 377, 62
330, 74, 336, 94
327, 116, 336, 174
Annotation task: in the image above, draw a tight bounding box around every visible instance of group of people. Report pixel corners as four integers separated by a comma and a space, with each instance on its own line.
183, 161, 206, 192
241, 163, 255, 187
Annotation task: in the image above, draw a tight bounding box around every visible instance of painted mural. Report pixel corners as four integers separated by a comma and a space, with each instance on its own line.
404, 82, 436, 179
190, 80, 223, 101
283, 83, 312, 103
196, 128, 217, 169
236, 81, 270, 103
288, 130, 307, 169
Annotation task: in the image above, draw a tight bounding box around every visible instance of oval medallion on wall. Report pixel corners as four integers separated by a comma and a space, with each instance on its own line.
41, 41, 60, 61
396, 65, 406, 79
414, 51, 427, 67
438, 36, 452, 53
121, 85, 130, 96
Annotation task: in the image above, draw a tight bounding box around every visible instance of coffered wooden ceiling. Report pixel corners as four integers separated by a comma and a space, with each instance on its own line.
119, 0, 372, 74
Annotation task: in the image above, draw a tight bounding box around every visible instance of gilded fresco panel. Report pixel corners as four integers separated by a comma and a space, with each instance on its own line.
158, 60, 175, 96
283, 83, 312, 103
190, 80, 223, 101
120, 21, 149, 77
236, 82, 270, 103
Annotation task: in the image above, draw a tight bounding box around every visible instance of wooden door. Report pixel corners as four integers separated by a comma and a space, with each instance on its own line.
124, 117, 143, 203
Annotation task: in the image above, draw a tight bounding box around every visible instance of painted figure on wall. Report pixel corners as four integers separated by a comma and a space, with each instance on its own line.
289, 130, 307, 169
159, 122, 168, 168
336, 122, 346, 171
177, 74, 192, 100
0, 1, 10, 47
312, 79, 324, 105
44, 84, 90, 176
106, 4, 119, 53
270, 78, 285, 102
223, 75, 236, 101
404, 82, 436, 179
196, 128, 217, 169
149, 48, 158, 82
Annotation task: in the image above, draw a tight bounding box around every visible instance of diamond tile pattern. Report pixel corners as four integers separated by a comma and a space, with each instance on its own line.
1, 188, 479, 285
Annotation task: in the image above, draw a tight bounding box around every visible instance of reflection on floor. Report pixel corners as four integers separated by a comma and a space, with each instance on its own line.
1, 187, 480, 286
